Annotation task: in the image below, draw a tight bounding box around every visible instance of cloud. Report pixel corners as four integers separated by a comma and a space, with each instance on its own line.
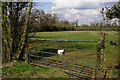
52, 0, 101, 10
51, 8, 102, 25
68, 9, 80, 14
52, 0, 118, 2
51, 0, 117, 10
64, 14, 71, 18
54, 8, 100, 16
50, 1, 116, 25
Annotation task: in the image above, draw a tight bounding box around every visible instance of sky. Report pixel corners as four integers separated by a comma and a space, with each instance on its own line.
33, 0, 118, 26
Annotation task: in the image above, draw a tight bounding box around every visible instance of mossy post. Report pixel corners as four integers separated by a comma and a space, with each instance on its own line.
95, 32, 105, 79
25, 44, 28, 64
118, 30, 120, 78
25, 38, 31, 64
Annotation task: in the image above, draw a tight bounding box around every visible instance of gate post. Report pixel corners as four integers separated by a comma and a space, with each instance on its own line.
118, 31, 120, 78
25, 38, 31, 64
95, 32, 105, 79
57, 52, 59, 66
28, 38, 31, 64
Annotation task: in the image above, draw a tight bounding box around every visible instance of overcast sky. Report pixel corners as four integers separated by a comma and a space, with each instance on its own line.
33, 0, 118, 26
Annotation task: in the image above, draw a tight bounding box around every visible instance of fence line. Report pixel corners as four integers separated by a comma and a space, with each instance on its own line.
30, 54, 96, 66
30, 50, 96, 59
27, 32, 105, 79
29, 38, 97, 42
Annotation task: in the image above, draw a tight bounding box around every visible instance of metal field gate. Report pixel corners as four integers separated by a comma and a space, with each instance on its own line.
27, 34, 105, 79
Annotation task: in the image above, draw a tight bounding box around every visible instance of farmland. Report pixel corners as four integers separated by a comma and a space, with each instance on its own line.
2, 31, 119, 78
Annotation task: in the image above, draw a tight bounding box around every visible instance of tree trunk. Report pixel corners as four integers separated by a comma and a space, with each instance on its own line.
2, 2, 11, 62
16, 0, 32, 62
8, 2, 13, 62
2, 1, 32, 63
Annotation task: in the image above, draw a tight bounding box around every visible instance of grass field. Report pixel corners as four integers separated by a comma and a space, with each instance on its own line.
2, 61, 74, 78
33, 31, 98, 40
3, 31, 119, 78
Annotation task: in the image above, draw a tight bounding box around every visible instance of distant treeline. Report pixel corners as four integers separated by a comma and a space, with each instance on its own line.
75, 21, 119, 31
20, 8, 119, 32
74, 26, 118, 31
22, 9, 76, 32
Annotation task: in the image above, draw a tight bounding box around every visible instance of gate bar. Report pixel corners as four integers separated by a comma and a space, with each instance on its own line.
30, 59, 94, 73
29, 38, 97, 42
30, 50, 96, 59
30, 54, 96, 66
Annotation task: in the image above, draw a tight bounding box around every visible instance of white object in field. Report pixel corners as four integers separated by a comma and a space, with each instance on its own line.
57, 49, 64, 55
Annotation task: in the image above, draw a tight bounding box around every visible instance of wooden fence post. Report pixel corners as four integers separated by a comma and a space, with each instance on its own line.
95, 32, 105, 79
28, 39, 31, 64
118, 31, 120, 78
25, 38, 30, 64
25, 42, 29, 64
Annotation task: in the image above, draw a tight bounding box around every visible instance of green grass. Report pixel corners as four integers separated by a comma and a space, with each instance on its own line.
31, 31, 118, 50
2, 61, 74, 78
3, 31, 118, 78
29, 31, 118, 78
32, 31, 98, 40
3, 61, 34, 74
